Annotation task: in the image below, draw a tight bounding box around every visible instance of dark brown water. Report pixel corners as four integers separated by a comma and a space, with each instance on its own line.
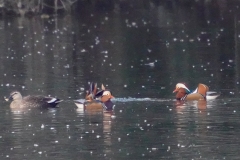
0, 2, 240, 159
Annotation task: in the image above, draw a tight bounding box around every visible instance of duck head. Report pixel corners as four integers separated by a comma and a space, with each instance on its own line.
174, 88, 188, 100
173, 83, 191, 100
101, 90, 114, 102
101, 91, 115, 111
173, 83, 191, 93
8, 91, 22, 101
94, 84, 114, 99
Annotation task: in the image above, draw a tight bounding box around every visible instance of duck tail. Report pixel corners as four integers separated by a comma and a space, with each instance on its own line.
47, 98, 63, 106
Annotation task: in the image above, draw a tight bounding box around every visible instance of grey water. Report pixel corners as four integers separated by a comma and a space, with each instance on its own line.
1, 1, 240, 159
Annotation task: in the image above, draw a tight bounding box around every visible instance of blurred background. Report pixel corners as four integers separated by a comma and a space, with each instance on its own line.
0, 0, 239, 99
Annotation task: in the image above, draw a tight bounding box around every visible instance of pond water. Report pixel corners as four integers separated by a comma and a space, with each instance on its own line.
0, 2, 240, 159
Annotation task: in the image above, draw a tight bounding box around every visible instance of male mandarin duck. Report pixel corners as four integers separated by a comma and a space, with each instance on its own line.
74, 82, 115, 111
173, 83, 210, 101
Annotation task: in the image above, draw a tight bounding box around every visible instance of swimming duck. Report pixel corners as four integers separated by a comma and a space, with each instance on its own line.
173, 83, 209, 101
5, 91, 62, 108
74, 83, 115, 111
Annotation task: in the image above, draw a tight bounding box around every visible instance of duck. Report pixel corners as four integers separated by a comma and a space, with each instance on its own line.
74, 83, 115, 111
173, 83, 210, 101
5, 91, 62, 108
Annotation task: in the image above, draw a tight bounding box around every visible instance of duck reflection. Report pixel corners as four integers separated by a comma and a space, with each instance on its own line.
76, 105, 115, 156
103, 111, 115, 154
6, 105, 36, 155
175, 100, 207, 110
174, 97, 215, 150
74, 82, 115, 155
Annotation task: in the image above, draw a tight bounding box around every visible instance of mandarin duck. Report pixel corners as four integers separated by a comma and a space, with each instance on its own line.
5, 91, 62, 108
173, 83, 210, 101
74, 83, 115, 111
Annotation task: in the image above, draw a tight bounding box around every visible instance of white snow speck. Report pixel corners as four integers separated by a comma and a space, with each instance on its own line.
96, 135, 100, 138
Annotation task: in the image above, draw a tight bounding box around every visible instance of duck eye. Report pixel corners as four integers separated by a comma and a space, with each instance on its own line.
11, 92, 17, 96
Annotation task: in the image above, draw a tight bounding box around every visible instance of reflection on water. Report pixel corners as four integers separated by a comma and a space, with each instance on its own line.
1, 98, 240, 159
75, 103, 115, 158
103, 112, 114, 155
175, 100, 207, 110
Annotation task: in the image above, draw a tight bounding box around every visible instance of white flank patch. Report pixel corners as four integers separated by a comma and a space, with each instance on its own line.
47, 98, 57, 103
192, 88, 197, 93
206, 91, 220, 100
75, 103, 84, 109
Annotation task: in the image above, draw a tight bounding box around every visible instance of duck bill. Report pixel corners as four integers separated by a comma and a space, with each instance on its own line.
6, 95, 13, 101
173, 88, 178, 93
110, 95, 114, 99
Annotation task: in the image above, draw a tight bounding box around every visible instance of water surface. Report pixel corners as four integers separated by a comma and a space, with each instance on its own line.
0, 2, 240, 159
